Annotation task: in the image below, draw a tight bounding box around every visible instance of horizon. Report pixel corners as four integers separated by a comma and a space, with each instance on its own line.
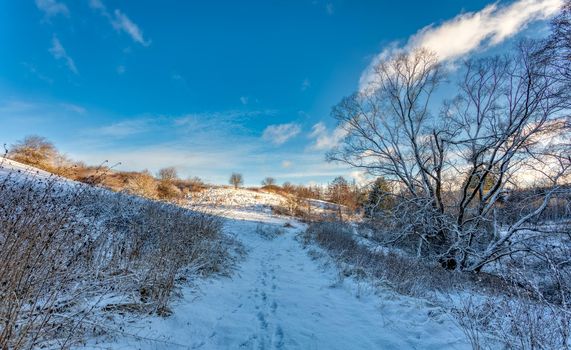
0, 0, 562, 186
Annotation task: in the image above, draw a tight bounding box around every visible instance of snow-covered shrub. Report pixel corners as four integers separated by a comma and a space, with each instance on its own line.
304, 222, 571, 349
0, 165, 227, 348
255, 223, 284, 240
303, 222, 467, 296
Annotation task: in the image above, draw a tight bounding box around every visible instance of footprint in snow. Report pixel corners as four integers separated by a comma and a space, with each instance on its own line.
273, 325, 285, 348
257, 312, 268, 329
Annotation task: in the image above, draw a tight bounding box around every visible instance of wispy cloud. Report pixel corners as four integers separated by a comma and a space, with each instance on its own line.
112, 9, 150, 46
301, 78, 311, 91
309, 122, 347, 150
88, 0, 105, 11
325, 3, 334, 15
49, 35, 78, 74
240, 96, 249, 105
360, 0, 563, 90
94, 119, 156, 137
89, 0, 150, 46
60, 103, 86, 114
0, 97, 353, 185
349, 170, 368, 185
35, 0, 69, 18
175, 110, 271, 136
262, 123, 301, 145
22, 62, 53, 84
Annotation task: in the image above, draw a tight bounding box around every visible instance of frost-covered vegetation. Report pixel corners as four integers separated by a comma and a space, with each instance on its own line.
2, 2, 571, 349
304, 5, 571, 349
302, 220, 570, 349
0, 158, 232, 349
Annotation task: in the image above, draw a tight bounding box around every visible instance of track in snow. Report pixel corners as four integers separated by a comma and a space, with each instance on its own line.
85, 210, 469, 350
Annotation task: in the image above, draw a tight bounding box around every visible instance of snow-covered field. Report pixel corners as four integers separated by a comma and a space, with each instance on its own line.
84, 188, 469, 350
0, 160, 470, 349
0, 157, 56, 178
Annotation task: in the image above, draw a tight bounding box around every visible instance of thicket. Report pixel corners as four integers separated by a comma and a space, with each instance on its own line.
0, 159, 230, 349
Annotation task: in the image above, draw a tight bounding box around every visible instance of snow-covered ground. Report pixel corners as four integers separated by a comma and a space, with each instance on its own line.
84, 189, 469, 350
0, 157, 54, 178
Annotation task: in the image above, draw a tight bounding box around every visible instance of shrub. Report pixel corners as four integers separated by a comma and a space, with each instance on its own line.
157, 181, 182, 201
125, 170, 158, 199
0, 164, 227, 348
9, 135, 59, 170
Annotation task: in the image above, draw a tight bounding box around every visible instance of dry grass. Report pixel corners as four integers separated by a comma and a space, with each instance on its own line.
303, 221, 571, 349
0, 165, 230, 349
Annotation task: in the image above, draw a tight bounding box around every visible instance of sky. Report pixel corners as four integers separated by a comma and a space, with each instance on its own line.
0, 0, 562, 186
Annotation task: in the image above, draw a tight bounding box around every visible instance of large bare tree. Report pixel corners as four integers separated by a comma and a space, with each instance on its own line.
330, 44, 570, 270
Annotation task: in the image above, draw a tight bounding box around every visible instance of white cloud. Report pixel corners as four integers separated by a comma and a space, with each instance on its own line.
60, 103, 86, 114
49, 36, 78, 74
262, 123, 301, 145
281, 160, 292, 168
360, 0, 563, 90
35, 0, 69, 18
112, 9, 150, 46
309, 122, 347, 150
88, 0, 105, 11
95, 119, 155, 137
89, 0, 150, 46
349, 170, 368, 186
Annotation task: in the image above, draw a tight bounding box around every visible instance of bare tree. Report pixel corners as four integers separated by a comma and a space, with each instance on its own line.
330, 45, 570, 270
546, 0, 571, 82
9, 135, 58, 169
157, 167, 178, 182
229, 173, 243, 189
261, 177, 276, 187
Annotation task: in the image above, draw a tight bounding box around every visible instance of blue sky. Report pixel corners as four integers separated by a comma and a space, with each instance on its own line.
0, 0, 561, 185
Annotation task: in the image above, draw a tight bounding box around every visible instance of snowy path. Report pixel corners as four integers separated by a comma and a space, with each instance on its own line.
89, 211, 469, 350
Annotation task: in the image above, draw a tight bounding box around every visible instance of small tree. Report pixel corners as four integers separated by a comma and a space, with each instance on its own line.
157, 167, 178, 182
9, 135, 58, 169
229, 173, 243, 189
328, 176, 350, 204
261, 177, 276, 187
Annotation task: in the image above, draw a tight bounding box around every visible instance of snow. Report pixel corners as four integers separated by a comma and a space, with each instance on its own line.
0, 158, 54, 178
83, 188, 470, 350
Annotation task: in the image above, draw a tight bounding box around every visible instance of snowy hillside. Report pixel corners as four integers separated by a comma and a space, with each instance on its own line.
188, 187, 284, 218
0, 157, 56, 178
82, 185, 470, 349
0, 159, 232, 349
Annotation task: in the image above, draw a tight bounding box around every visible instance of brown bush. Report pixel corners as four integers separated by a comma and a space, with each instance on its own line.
9, 135, 59, 171
157, 181, 182, 201
125, 170, 158, 199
